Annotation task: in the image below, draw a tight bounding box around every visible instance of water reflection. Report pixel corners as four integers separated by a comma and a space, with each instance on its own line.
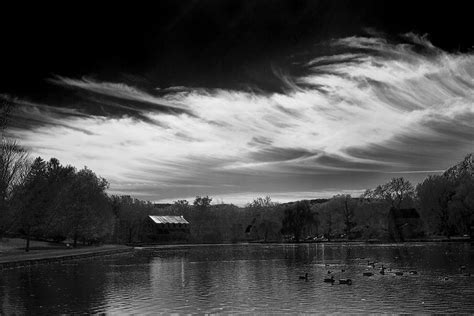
1, 243, 474, 313
0, 261, 110, 314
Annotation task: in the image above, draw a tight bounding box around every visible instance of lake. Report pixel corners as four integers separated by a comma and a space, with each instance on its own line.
1, 243, 474, 314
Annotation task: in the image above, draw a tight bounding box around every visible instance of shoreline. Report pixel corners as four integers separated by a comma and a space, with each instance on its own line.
0, 245, 134, 270
1, 237, 471, 269
133, 238, 473, 249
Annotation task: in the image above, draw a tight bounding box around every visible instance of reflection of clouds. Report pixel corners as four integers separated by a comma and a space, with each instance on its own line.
6, 34, 474, 202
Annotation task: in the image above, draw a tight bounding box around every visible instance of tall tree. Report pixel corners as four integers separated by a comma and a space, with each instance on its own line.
193, 196, 212, 209
0, 139, 29, 236
281, 200, 315, 242
41, 159, 76, 241
112, 195, 152, 243
64, 167, 113, 246
192, 196, 213, 242
451, 173, 474, 235
11, 157, 48, 251
246, 196, 281, 242
332, 194, 357, 237
416, 175, 456, 237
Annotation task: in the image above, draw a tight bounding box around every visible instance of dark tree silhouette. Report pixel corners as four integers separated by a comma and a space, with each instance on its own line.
281, 200, 315, 242
11, 157, 48, 251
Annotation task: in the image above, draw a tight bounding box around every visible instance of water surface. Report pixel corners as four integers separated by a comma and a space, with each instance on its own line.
1, 243, 473, 314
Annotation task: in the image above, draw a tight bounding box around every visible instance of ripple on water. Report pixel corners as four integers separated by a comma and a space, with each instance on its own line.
1, 243, 474, 313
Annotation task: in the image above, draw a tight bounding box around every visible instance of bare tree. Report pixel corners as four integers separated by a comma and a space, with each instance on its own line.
246, 196, 280, 242
363, 177, 415, 209
333, 194, 357, 236
0, 139, 30, 237
0, 139, 30, 202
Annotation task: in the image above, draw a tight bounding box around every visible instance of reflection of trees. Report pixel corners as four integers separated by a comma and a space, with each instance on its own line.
2, 262, 109, 314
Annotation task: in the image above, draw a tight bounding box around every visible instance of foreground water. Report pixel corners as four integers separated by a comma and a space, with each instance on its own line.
1, 243, 473, 314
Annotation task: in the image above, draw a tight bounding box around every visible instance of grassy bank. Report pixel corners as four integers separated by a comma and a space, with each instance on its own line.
0, 238, 133, 269
0, 237, 67, 254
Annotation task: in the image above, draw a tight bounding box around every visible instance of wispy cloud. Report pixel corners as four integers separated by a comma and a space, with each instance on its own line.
49, 76, 192, 118
7, 34, 474, 202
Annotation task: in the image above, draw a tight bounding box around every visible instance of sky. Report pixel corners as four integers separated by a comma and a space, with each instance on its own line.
2, 1, 474, 205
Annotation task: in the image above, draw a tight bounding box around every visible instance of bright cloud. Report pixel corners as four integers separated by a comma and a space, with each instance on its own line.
8, 35, 474, 202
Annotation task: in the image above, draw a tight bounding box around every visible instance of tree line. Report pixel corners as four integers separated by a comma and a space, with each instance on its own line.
1, 102, 473, 247
1, 142, 473, 247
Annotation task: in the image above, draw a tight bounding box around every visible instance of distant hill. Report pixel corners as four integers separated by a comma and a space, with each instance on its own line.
154, 199, 331, 210
153, 203, 172, 209
443, 153, 474, 179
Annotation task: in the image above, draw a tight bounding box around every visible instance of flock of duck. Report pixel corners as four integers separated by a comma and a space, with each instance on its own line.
298, 260, 472, 285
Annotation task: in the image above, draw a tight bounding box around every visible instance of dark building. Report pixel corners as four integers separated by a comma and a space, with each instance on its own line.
142, 215, 190, 243
388, 208, 424, 242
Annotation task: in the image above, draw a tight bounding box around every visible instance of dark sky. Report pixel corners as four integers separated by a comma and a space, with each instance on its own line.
2, 1, 473, 98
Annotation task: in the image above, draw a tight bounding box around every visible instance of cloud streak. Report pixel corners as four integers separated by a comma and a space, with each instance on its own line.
7, 34, 474, 203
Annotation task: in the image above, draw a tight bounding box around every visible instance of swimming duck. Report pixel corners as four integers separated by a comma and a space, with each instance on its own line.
394, 271, 403, 276
363, 272, 374, 277
409, 270, 418, 275
299, 273, 309, 280
324, 275, 335, 283
339, 278, 352, 285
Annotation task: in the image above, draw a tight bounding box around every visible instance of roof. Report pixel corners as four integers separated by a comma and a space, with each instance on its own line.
148, 215, 189, 224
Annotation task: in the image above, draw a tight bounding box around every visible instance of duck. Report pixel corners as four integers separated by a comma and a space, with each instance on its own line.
409, 270, 418, 275
363, 272, 374, 277
327, 270, 332, 274
299, 273, 309, 280
394, 271, 403, 276
341, 269, 345, 273
324, 275, 335, 283
339, 278, 352, 285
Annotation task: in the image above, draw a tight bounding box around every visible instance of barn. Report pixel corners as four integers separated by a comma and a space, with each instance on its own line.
142, 215, 190, 242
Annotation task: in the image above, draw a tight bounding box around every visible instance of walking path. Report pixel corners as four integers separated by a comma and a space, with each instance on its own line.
0, 244, 133, 269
